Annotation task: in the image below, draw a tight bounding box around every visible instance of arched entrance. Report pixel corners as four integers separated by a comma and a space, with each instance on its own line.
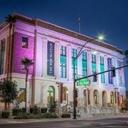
110, 91, 115, 106
83, 89, 87, 106
47, 86, 55, 105
93, 90, 99, 105
117, 92, 120, 106
62, 87, 68, 104
102, 91, 107, 107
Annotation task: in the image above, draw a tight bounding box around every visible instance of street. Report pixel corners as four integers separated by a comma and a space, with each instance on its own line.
0, 117, 128, 128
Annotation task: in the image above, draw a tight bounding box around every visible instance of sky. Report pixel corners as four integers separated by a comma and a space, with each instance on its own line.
0, 0, 128, 89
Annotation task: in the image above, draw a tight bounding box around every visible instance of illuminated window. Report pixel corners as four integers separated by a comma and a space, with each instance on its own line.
60, 46, 67, 78
72, 49, 77, 78
92, 54, 96, 82
47, 41, 55, 76
82, 51, 87, 76
107, 58, 113, 84
100, 56, 105, 83
22, 37, 28, 48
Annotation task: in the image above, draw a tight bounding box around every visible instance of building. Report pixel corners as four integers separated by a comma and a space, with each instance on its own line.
0, 13, 126, 115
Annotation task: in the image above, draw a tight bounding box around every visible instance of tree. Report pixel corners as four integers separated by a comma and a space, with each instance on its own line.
5, 14, 16, 79
0, 80, 17, 110
21, 57, 33, 112
125, 50, 128, 56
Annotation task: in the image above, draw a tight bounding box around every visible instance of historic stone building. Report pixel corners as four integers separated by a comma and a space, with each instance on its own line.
0, 13, 126, 115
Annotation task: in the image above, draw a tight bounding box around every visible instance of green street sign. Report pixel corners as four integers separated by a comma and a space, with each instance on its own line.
77, 78, 90, 86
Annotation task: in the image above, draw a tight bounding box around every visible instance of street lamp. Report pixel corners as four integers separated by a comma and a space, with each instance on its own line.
97, 34, 105, 41
73, 42, 88, 119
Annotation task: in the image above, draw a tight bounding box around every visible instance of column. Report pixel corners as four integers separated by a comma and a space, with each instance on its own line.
87, 51, 92, 79
104, 55, 108, 85
42, 38, 47, 77
54, 41, 60, 79
97, 53, 101, 85
112, 57, 117, 86
67, 44, 72, 81
77, 50, 82, 77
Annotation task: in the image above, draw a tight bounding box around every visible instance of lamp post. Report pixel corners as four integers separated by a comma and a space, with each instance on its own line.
73, 42, 88, 119
72, 35, 105, 119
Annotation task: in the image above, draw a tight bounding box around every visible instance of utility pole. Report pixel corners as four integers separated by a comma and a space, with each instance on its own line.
73, 41, 89, 119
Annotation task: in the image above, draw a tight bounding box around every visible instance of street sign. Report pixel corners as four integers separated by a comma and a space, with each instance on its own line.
77, 78, 90, 86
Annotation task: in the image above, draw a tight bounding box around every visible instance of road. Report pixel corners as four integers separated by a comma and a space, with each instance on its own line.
0, 117, 128, 128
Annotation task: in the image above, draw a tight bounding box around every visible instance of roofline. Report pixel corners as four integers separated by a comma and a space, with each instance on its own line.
9, 13, 123, 54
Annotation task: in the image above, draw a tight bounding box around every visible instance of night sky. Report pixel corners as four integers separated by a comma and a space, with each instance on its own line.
0, 0, 128, 89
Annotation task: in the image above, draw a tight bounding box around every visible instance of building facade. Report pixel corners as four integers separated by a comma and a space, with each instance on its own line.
0, 13, 126, 115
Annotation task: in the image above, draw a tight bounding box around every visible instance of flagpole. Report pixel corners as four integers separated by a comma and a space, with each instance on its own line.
78, 17, 81, 33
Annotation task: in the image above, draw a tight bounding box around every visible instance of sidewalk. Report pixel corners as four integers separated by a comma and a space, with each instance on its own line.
0, 114, 128, 124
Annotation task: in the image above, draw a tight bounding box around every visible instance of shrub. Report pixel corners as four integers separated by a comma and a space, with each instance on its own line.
14, 113, 58, 119
61, 113, 71, 118
41, 113, 58, 118
21, 108, 26, 113
14, 113, 28, 119
30, 106, 40, 114
12, 108, 22, 116
2, 111, 10, 118
41, 108, 47, 113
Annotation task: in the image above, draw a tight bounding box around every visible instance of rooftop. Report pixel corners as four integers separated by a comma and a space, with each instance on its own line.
0, 13, 124, 54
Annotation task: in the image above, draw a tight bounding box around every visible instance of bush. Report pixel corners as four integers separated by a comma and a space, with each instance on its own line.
14, 113, 58, 119
61, 113, 71, 118
14, 113, 29, 119
41, 113, 58, 118
21, 108, 26, 113
12, 108, 22, 116
41, 108, 47, 113
2, 111, 10, 118
30, 106, 40, 114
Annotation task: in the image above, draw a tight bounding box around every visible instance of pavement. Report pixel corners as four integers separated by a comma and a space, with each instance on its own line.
0, 113, 128, 124
0, 116, 128, 128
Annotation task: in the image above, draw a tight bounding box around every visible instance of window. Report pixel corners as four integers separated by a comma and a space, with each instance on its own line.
60, 46, 67, 78
72, 49, 77, 78
47, 41, 55, 76
82, 51, 87, 76
47, 86, 55, 105
100, 56, 105, 83
0, 39, 5, 75
92, 54, 96, 81
22, 37, 28, 48
107, 58, 113, 84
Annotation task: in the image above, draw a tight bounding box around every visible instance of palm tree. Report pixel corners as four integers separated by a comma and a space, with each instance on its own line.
0, 80, 17, 111
5, 14, 16, 79
21, 57, 33, 112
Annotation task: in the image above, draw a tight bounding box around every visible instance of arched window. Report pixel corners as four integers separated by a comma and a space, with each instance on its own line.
117, 92, 120, 106
83, 89, 87, 106
62, 87, 68, 102
88, 89, 90, 105
47, 86, 55, 105
94, 90, 99, 105
110, 92, 114, 105
102, 91, 107, 106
